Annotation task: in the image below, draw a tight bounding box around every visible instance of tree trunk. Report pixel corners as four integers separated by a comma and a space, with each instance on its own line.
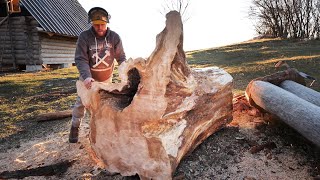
246, 80, 320, 147
76, 11, 233, 179
280, 80, 320, 106
245, 68, 306, 109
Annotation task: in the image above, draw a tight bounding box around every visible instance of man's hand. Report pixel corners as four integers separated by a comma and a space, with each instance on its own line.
84, 77, 95, 89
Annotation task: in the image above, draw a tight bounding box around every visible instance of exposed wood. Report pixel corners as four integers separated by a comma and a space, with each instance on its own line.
246, 80, 320, 147
0, 160, 75, 179
34, 110, 72, 122
76, 11, 233, 179
280, 80, 320, 106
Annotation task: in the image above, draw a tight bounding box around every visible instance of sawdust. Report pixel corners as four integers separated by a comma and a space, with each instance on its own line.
0, 96, 319, 179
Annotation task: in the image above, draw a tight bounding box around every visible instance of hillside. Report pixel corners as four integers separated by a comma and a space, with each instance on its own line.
186, 38, 320, 95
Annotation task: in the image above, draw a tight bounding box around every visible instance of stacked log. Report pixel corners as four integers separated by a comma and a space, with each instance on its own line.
0, 15, 77, 68
0, 16, 41, 66
246, 70, 320, 147
40, 36, 77, 64
279, 80, 320, 106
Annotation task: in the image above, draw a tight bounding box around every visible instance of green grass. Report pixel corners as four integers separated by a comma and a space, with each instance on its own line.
0, 68, 79, 138
187, 38, 320, 95
0, 38, 319, 138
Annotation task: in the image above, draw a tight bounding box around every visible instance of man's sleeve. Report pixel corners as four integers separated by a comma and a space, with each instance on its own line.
114, 35, 126, 65
75, 34, 92, 80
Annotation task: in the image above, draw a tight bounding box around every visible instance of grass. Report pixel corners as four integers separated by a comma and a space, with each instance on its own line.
0, 68, 79, 138
186, 38, 320, 95
0, 38, 319, 138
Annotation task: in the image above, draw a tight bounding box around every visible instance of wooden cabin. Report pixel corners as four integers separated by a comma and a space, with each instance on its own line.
0, 0, 90, 71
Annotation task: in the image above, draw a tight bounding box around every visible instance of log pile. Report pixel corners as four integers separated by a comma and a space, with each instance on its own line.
245, 68, 320, 147
76, 11, 233, 179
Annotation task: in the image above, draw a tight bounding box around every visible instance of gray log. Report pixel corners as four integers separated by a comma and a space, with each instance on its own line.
280, 80, 320, 106
247, 80, 320, 147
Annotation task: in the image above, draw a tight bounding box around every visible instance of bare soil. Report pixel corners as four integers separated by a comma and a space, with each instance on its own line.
0, 96, 319, 180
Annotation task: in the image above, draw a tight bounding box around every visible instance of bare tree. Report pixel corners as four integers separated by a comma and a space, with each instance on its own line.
249, 0, 320, 39
311, 0, 320, 38
160, 0, 191, 23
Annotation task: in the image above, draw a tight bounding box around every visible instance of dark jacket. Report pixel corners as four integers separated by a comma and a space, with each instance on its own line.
75, 27, 126, 80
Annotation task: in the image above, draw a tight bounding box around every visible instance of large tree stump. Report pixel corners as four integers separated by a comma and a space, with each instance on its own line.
77, 11, 233, 179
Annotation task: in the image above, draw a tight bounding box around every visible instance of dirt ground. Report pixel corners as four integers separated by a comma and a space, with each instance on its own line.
0, 96, 319, 180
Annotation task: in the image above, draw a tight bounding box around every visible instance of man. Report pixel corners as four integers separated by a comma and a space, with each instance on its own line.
69, 7, 126, 143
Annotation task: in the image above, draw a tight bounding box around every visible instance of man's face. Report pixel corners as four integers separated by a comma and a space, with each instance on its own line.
93, 23, 107, 37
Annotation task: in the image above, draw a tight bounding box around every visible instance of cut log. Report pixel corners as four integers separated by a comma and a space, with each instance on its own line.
279, 80, 320, 106
246, 80, 320, 147
34, 110, 72, 122
245, 68, 306, 110
76, 11, 233, 179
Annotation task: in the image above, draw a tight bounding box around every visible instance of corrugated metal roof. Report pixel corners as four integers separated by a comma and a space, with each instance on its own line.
20, 0, 90, 37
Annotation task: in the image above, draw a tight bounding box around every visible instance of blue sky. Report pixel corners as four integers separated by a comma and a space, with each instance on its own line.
78, 0, 256, 58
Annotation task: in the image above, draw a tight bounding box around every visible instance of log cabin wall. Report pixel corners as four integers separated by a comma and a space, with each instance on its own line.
39, 33, 77, 66
0, 0, 90, 71
0, 16, 40, 69
0, 15, 78, 70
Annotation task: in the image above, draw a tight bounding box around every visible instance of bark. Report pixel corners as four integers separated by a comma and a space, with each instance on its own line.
246, 80, 320, 147
245, 68, 306, 109
76, 11, 233, 179
280, 80, 320, 106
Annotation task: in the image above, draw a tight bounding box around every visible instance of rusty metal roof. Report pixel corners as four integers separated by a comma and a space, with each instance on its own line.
21, 0, 90, 37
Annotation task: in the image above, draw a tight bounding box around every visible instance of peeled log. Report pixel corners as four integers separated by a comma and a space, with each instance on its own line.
280, 80, 320, 106
246, 80, 320, 147
245, 68, 306, 111
76, 11, 233, 179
